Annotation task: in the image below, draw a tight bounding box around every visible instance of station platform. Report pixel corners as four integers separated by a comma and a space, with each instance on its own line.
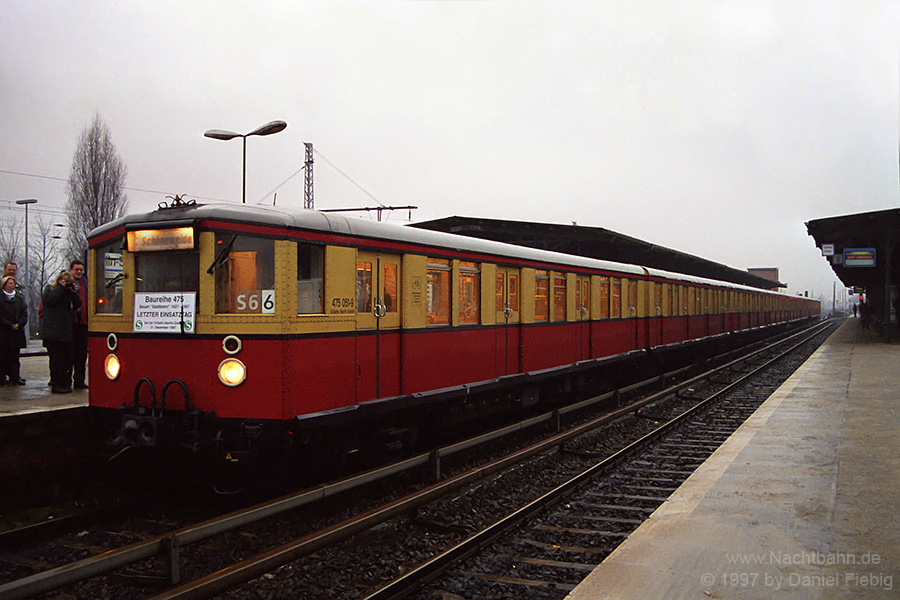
566, 318, 899, 599
0, 353, 88, 418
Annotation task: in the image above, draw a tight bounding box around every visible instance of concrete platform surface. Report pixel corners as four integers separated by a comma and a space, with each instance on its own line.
567, 319, 899, 599
0, 354, 88, 417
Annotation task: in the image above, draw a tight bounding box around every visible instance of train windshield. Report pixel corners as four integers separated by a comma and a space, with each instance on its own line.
135, 252, 200, 294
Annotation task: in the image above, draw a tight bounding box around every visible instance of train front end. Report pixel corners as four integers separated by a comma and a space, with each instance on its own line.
87, 201, 289, 464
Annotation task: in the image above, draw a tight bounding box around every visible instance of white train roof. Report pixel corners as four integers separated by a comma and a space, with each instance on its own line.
91, 202, 806, 299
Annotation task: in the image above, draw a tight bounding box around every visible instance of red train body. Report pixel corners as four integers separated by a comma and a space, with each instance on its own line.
86, 200, 820, 459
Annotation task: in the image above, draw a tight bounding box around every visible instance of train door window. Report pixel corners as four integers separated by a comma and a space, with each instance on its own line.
627, 280, 637, 316
495, 269, 519, 320
665, 284, 674, 316
357, 261, 373, 314
383, 263, 398, 314
535, 270, 550, 321
297, 244, 324, 314
611, 278, 621, 318
427, 258, 451, 325
576, 276, 590, 319
95, 238, 125, 314
553, 274, 566, 321
599, 277, 610, 318
213, 234, 275, 314
459, 262, 480, 324
655, 283, 663, 316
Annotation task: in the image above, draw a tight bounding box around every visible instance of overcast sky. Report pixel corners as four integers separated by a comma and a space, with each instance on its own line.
1, 0, 898, 300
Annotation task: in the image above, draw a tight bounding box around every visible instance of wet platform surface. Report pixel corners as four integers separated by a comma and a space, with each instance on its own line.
0, 351, 88, 418
566, 318, 899, 599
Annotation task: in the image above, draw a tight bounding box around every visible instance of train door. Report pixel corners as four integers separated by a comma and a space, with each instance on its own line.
575, 275, 591, 360
356, 252, 401, 402
494, 268, 521, 376
651, 283, 663, 347
627, 279, 639, 351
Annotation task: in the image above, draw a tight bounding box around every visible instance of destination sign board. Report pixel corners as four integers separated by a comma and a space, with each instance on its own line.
127, 227, 194, 252
133, 292, 196, 333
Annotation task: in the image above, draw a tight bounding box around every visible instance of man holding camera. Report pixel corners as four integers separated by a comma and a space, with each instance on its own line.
69, 260, 89, 389
41, 270, 82, 393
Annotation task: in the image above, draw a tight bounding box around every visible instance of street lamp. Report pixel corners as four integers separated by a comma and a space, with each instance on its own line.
15, 198, 37, 290
204, 120, 287, 204
15, 198, 37, 338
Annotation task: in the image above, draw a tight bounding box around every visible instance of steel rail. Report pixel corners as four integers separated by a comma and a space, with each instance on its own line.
145, 319, 833, 600
361, 320, 835, 599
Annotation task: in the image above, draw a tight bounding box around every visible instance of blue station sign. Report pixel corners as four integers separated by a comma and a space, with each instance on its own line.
843, 248, 876, 268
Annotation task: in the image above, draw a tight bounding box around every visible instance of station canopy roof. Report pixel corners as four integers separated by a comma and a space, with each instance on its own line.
806, 207, 900, 290
411, 216, 784, 290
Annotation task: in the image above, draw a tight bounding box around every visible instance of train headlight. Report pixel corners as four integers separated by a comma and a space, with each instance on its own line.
105, 354, 121, 380
218, 358, 247, 387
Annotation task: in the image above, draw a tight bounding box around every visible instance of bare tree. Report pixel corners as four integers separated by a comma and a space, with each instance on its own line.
20, 216, 68, 338
0, 213, 23, 266
65, 113, 129, 262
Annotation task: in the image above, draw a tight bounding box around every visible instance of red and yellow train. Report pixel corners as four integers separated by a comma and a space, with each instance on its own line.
87, 198, 819, 461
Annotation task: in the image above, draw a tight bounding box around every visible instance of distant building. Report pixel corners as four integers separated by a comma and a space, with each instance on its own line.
748, 267, 780, 283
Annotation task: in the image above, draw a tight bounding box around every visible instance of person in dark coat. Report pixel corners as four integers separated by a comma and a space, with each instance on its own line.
69, 260, 89, 389
41, 270, 82, 393
0, 275, 27, 385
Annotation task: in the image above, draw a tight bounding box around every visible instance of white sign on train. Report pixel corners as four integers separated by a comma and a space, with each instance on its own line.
104, 252, 123, 279
133, 292, 196, 333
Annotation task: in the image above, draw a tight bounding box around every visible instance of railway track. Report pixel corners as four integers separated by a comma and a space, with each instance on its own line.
0, 318, 837, 599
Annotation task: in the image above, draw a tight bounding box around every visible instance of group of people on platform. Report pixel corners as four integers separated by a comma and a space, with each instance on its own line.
0, 260, 89, 394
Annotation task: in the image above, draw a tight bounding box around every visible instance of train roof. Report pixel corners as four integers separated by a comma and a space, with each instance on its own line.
90, 202, 806, 299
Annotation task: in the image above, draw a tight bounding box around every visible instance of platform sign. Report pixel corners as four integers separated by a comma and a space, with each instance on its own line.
843, 248, 876, 268
133, 292, 196, 333
821, 244, 835, 257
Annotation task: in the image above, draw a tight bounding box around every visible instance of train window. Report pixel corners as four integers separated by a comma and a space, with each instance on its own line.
214, 234, 275, 314
427, 258, 451, 325
136, 250, 199, 295
459, 262, 480, 324
599, 277, 610, 318
357, 261, 373, 313
535, 270, 550, 321
298, 244, 324, 314
576, 277, 589, 318
628, 280, 637, 316
553, 275, 566, 321
95, 238, 125, 314
383, 263, 398, 313
495, 272, 519, 313
611, 278, 621, 318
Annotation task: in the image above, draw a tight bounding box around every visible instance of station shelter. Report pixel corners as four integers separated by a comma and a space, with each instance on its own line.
807, 207, 900, 341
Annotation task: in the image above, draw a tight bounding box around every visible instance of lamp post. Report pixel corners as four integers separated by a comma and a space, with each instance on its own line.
204, 120, 287, 204
15, 198, 37, 339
